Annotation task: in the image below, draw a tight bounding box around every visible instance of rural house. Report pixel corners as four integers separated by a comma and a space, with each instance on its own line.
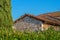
14, 12, 60, 31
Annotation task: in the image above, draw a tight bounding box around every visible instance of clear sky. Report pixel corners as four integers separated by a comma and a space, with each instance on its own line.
12, 0, 60, 21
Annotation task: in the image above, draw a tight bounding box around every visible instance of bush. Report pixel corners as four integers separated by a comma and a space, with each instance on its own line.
0, 27, 60, 40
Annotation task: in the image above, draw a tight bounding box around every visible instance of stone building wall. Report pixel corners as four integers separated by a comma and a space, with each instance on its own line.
14, 16, 43, 31
14, 16, 60, 31
43, 23, 60, 30
43, 23, 51, 30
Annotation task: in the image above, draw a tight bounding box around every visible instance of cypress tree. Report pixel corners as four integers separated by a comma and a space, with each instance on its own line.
0, 0, 13, 29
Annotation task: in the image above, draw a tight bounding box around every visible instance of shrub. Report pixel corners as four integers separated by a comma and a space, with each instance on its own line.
0, 27, 60, 40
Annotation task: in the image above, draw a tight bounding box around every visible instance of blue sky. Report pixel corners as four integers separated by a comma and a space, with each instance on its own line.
12, 0, 60, 21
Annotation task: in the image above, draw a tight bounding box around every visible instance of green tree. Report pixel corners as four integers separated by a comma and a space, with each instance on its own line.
0, 0, 13, 29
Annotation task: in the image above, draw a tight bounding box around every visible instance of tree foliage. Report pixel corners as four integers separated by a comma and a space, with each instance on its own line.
0, 0, 13, 29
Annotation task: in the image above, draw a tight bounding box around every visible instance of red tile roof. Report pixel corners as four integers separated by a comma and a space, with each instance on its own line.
14, 12, 60, 26
36, 12, 60, 25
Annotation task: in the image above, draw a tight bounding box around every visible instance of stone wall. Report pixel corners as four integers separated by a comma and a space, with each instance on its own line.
43, 23, 60, 30
14, 16, 43, 31
43, 23, 51, 30
14, 16, 60, 31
